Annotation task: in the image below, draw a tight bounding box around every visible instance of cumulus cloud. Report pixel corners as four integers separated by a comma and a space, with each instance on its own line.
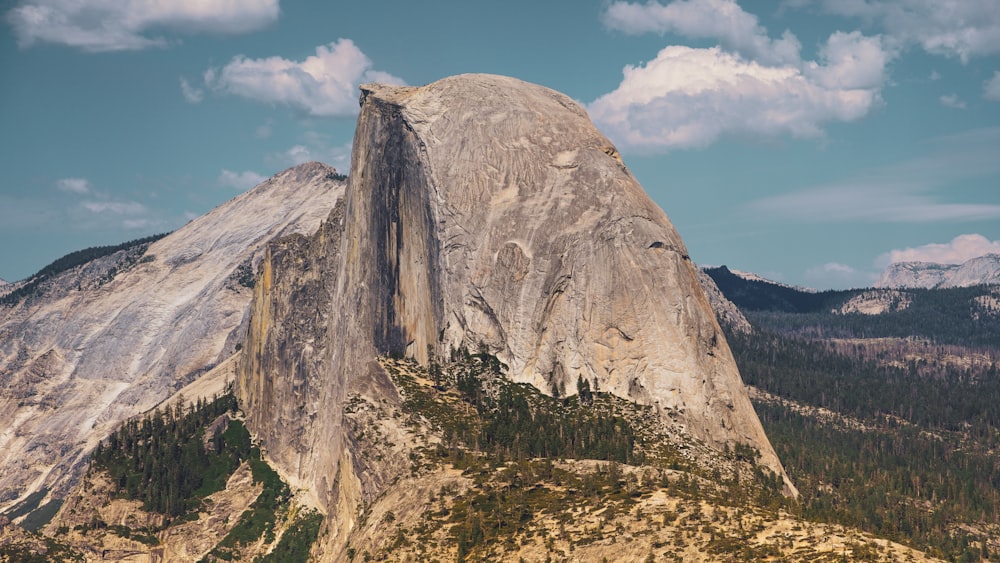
602, 0, 801, 65
878, 234, 1000, 266
203, 39, 405, 117
808, 0, 1000, 62
939, 94, 966, 109
218, 169, 268, 191
180, 77, 204, 104
593, 1, 889, 152
985, 71, 1000, 101
588, 34, 888, 152
6, 0, 280, 52
56, 177, 90, 194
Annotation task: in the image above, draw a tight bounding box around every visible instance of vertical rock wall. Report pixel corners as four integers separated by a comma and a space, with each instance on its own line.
236, 75, 795, 541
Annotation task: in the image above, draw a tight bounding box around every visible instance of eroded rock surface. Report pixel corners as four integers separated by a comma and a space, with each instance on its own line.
237, 74, 794, 557
0, 162, 344, 510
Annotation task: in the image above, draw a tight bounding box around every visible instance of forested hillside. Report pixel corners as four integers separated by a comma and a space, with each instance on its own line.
711, 270, 1000, 560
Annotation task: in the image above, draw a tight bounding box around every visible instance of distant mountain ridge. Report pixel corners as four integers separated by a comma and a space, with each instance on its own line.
702, 266, 839, 314
876, 254, 1000, 289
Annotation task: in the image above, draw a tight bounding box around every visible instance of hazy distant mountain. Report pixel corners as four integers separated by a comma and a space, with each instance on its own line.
875, 254, 1000, 289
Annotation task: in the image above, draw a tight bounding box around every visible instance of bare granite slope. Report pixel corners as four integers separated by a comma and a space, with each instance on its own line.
237, 75, 794, 558
0, 162, 344, 510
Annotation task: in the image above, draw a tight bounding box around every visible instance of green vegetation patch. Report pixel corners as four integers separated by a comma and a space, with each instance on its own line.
19, 499, 63, 532
389, 352, 644, 466
256, 508, 323, 563
1, 489, 47, 521
731, 324, 1000, 561
91, 392, 250, 519
203, 450, 291, 561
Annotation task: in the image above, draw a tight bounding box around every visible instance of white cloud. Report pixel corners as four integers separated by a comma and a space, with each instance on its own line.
750, 182, 1000, 223
81, 201, 147, 215
593, 1, 890, 152
985, 71, 1000, 101
602, 0, 801, 65
203, 39, 405, 117
878, 234, 1000, 266
749, 127, 1000, 223
929, 70, 941, 80
218, 169, 268, 191
588, 33, 888, 152
6, 0, 280, 52
57, 177, 90, 194
804, 262, 877, 288
809, 0, 1000, 62
269, 132, 352, 172
939, 94, 966, 109
255, 119, 274, 139
180, 77, 204, 104
123, 218, 154, 229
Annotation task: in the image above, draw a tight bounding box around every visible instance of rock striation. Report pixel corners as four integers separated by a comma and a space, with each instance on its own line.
876, 254, 1000, 289
0, 163, 344, 510
236, 74, 794, 548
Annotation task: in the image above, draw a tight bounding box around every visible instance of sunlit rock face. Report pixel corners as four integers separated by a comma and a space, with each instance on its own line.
236, 73, 793, 530
876, 254, 1000, 289
0, 162, 343, 509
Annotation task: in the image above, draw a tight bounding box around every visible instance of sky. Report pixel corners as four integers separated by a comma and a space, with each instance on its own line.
1, 0, 999, 289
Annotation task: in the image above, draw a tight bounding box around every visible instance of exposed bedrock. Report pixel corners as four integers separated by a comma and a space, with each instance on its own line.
236, 75, 795, 542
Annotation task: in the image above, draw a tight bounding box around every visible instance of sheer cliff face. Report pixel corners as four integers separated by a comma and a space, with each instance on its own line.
237, 75, 791, 517
0, 163, 343, 509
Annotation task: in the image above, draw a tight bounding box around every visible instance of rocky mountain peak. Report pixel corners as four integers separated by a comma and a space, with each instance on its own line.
236, 73, 794, 542
876, 254, 1000, 289
0, 166, 344, 510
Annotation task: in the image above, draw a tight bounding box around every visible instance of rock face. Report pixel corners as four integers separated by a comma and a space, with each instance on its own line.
941, 254, 1000, 288
237, 74, 792, 542
836, 289, 912, 315
876, 254, 1000, 289
0, 162, 344, 510
698, 267, 753, 333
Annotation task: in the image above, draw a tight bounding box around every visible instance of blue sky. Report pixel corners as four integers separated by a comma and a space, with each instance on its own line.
2, 0, 999, 289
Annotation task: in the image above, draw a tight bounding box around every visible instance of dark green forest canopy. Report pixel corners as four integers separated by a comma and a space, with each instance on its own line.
706, 266, 1000, 346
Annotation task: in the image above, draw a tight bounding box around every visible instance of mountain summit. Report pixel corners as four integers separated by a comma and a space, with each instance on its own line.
0, 163, 344, 510
876, 254, 1000, 289
237, 74, 793, 553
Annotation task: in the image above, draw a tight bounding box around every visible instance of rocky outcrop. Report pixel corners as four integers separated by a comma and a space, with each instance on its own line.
236, 74, 793, 551
942, 254, 1000, 288
876, 254, 1000, 289
836, 289, 913, 315
0, 163, 344, 511
698, 268, 752, 333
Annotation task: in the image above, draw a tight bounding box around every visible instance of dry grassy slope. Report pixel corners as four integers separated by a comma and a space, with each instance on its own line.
319, 357, 942, 563
41, 465, 261, 562
356, 475, 940, 562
